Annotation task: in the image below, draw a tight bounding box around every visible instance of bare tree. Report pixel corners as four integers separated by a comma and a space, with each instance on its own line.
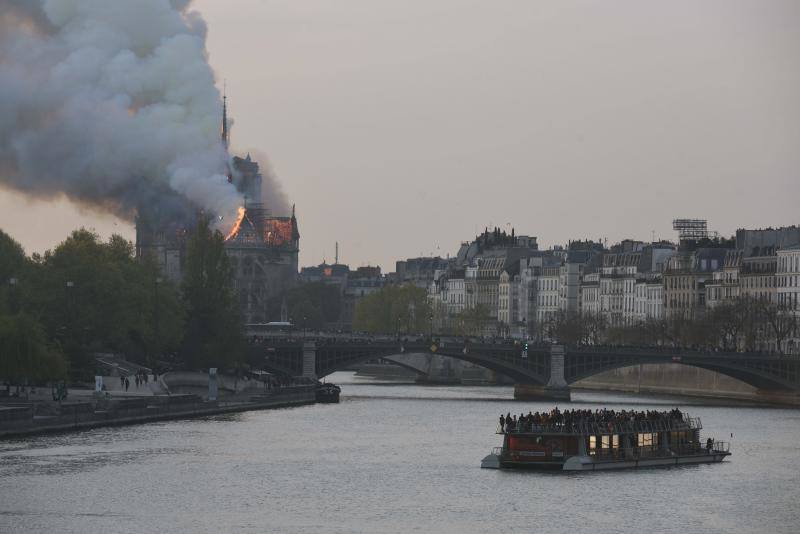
756, 300, 796, 354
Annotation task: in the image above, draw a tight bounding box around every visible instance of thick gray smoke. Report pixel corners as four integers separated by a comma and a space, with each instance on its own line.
239, 148, 290, 216
0, 0, 243, 227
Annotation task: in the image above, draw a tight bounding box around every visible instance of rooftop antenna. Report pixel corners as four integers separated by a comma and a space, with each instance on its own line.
335, 241, 339, 264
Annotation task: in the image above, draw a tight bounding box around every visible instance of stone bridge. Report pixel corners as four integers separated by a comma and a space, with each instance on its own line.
248, 338, 800, 401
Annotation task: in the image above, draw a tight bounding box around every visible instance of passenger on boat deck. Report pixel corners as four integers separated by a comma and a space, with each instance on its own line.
499, 407, 687, 433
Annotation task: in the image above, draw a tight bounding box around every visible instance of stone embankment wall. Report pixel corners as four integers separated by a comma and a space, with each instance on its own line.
0, 386, 315, 439
571, 363, 800, 403
161, 371, 269, 396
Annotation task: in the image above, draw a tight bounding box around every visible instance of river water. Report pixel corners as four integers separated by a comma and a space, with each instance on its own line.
1, 372, 799, 533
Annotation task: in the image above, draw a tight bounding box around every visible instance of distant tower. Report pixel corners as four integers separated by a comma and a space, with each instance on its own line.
221, 84, 229, 150
280, 297, 289, 323
222, 84, 232, 183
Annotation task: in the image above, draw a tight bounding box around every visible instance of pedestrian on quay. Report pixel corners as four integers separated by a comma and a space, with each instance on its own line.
125, 377, 130, 392
120, 375, 125, 388
135, 375, 140, 388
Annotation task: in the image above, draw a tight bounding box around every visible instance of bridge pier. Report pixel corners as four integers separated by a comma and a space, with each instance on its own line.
302, 341, 317, 379
514, 345, 571, 402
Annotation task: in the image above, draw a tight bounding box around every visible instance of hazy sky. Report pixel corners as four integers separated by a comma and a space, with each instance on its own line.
1, 0, 798, 270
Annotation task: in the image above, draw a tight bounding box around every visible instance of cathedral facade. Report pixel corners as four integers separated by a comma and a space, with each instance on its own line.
136, 95, 299, 324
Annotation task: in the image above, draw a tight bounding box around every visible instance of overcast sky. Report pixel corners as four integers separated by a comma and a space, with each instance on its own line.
1, 0, 798, 270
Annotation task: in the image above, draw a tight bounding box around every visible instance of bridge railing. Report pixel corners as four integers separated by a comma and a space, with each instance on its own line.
566, 345, 789, 360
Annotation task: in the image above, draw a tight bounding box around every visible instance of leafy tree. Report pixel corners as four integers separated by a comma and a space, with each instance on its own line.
455, 304, 492, 336
290, 299, 325, 330
0, 229, 28, 315
19, 229, 184, 377
0, 313, 67, 385
181, 217, 244, 369
283, 282, 342, 329
353, 284, 431, 334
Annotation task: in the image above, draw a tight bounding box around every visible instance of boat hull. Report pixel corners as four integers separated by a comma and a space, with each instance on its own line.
481, 451, 731, 471
315, 392, 340, 403
315, 383, 341, 403
562, 451, 731, 470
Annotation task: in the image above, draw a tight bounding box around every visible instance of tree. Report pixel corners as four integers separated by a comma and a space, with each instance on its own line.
181, 217, 244, 369
0, 313, 67, 386
290, 299, 325, 330
19, 229, 184, 377
755, 300, 795, 353
705, 296, 762, 351
549, 310, 586, 345
0, 229, 28, 315
582, 312, 608, 345
455, 304, 492, 336
283, 282, 342, 329
353, 284, 431, 334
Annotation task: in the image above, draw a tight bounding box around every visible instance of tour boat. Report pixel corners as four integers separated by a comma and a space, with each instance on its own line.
481, 410, 731, 471
315, 382, 341, 403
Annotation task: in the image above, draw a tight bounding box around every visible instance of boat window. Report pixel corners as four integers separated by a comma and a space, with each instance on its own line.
588, 436, 597, 455
638, 433, 654, 447
601, 435, 610, 449
612, 435, 619, 449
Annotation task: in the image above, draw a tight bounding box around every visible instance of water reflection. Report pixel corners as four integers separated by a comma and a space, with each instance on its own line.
1, 372, 799, 534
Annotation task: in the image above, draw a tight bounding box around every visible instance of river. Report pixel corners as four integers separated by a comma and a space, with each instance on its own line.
1, 372, 799, 533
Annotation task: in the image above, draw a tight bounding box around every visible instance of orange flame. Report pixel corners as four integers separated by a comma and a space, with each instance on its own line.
224, 207, 246, 241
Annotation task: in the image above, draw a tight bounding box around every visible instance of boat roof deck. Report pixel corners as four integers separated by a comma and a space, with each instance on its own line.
498, 417, 701, 437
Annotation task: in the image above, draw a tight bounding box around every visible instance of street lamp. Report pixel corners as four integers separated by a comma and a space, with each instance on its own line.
153, 277, 162, 368
64, 281, 77, 378
7, 277, 19, 314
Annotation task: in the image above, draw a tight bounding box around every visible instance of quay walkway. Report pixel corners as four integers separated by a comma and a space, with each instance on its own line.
0, 385, 315, 439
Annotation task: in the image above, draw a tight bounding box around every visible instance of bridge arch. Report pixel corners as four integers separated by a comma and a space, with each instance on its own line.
253, 340, 799, 394
380, 353, 430, 376
564, 352, 799, 391
314, 343, 551, 385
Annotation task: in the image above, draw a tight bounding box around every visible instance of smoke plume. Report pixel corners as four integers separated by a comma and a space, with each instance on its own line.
237, 148, 290, 216
0, 0, 242, 227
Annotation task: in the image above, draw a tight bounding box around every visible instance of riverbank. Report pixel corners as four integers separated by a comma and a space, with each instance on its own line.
0, 385, 315, 439
572, 362, 800, 406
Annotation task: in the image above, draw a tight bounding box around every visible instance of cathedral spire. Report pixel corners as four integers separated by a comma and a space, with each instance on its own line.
221, 81, 229, 150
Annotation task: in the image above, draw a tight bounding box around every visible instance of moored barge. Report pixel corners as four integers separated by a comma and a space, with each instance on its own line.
315, 382, 341, 403
481, 408, 731, 471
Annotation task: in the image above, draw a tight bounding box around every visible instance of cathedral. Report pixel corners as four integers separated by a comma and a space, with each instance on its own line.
136, 94, 299, 324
